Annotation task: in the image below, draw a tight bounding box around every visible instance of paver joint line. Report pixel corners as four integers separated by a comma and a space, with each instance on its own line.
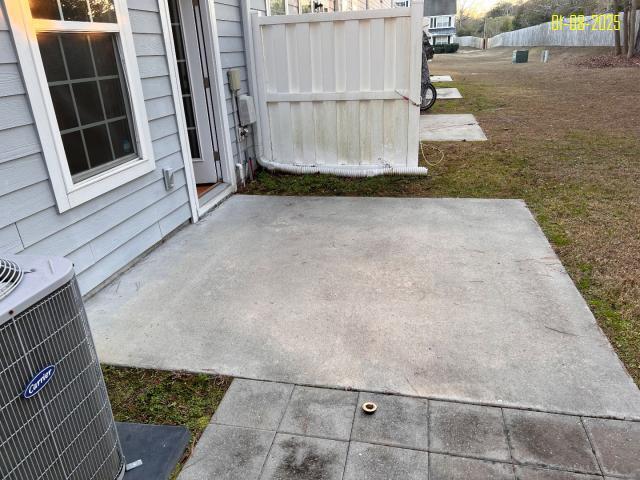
580, 417, 606, 477
233, 377, 640, 423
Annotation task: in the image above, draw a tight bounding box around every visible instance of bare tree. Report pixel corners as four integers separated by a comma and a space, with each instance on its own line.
614, 0, 623, 54
456, 0, 478, 32
623, 1, 630, 54
628, 0, 638, 57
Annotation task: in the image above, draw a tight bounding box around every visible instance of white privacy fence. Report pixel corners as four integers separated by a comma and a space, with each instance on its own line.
458, 14, 638, 49
250, 2, 427, 176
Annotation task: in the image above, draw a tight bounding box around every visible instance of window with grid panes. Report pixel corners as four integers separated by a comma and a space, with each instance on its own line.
30, 0, 138, 182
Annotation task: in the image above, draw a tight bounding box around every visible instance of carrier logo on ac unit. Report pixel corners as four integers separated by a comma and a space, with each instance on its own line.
23, 365, 56, 399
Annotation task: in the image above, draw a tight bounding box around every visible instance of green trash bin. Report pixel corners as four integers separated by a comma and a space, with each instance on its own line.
512, 50, 529, 63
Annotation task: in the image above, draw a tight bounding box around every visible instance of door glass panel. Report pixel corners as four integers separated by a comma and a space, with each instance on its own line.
168, 0, 201, 159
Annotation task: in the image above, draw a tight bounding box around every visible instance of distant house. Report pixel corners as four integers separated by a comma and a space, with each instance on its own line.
424, 0, 457, 44
392, 0, 457, 44
271, 0, 393, 14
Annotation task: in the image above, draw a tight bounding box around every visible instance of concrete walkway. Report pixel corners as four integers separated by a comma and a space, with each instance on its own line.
87, 196, 640, 419
419, 114, 488, 141
436, 87, 463, 99
179, 379, 640, 480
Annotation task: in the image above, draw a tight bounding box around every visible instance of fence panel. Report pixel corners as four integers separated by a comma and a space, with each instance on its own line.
252, 4, 423, 169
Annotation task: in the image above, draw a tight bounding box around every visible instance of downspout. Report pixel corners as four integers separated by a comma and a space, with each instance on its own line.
255, 160, 429, 177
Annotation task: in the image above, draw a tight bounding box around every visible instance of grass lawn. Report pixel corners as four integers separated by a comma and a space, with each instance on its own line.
102, 366, 230, 479
243, 47, 640, 387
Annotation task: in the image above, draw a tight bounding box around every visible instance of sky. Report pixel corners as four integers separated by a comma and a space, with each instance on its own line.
463, 0, 504, 15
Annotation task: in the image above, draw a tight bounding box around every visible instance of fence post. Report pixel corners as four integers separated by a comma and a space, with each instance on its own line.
406, 0, 423, 167
251, 13, 273, 161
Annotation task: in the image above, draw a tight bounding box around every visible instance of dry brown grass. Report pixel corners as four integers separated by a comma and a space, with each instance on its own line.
244, 46, 640, 384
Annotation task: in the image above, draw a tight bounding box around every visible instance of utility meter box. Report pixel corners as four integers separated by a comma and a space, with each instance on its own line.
237, 95, 257, 126
512, 50, 529, 63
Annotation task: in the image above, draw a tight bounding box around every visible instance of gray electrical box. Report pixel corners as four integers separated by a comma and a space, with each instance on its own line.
512, 50, 529, 63
227, 69, 242, 92
237, 95, 257, 126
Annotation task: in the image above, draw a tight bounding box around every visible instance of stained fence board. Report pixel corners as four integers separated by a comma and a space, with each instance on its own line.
253, 6, 421, 168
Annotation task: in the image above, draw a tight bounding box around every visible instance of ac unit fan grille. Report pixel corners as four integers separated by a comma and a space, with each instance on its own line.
0, 279, 123, 480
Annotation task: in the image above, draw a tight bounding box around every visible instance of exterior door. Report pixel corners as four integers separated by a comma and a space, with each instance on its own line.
168, 0, 222, 184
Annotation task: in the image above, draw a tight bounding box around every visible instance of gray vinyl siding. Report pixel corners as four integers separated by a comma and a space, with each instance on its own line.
0, 0, 192, 294
215, 0, 265, 175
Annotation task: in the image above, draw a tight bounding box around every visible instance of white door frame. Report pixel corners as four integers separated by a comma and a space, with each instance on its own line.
159, 0, 237, 222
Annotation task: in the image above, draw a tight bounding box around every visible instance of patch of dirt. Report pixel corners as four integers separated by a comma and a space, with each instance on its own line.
572, 54, 640, 68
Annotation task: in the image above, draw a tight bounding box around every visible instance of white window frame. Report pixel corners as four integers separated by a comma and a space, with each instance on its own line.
5, 0, 154, 213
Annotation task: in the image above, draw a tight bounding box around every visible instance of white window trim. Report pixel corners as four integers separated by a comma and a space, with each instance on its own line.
5, 0, 154, 213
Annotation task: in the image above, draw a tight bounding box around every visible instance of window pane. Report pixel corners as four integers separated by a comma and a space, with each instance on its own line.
61, 34, 95, 79
37, 32, 138, 181
60, 0, 90, 21
91, 34, 118, 76
109, 119, 135, 158
99, 79, 126, 118
168, 0, 179, 23
183, 96, 196, 128
38, 34, 67, 82
188, 129, 200, 158
177, 62, 190, 95
73, 81, 104, 125
89, 0, 117, 22
50, 85, 78, 130
62, 131, 89, 175
172, 26, 186, 61
29, 0, 61, 20
83, 124, 113, 167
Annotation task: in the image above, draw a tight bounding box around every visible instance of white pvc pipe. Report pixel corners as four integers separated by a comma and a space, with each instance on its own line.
257, 157, 428, 177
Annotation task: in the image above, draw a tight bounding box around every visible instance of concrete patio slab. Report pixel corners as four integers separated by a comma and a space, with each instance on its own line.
177, 379, 640, 480
436, 87, 463, 99
430, 453, 515, 479
344, 442, 430, 480
429, 401, 511, 461
260, 434, 348, 480
504, 410, 599, 474
279, 386, 358, 441
179, 424, 274, 480
431, 75, 453, 82
514, 466, 603, 479
351, 392, 430, 450
583, 418, 640, 478
87, 195, 640, 418
419, 113, 488, 141
212, 379, 293, 430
